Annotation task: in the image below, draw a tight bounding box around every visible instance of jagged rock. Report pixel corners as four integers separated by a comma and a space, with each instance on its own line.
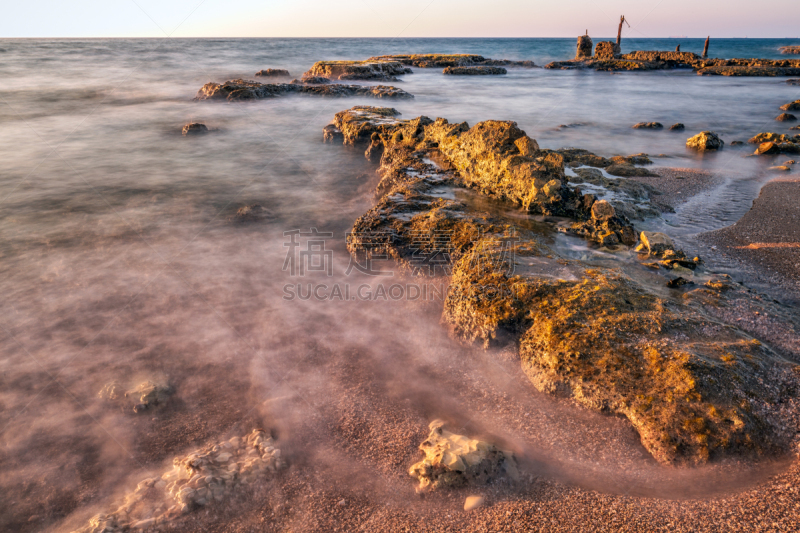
594, 41, 618, 60
443, 66, 507, 75
576, 34, 593, 59
638, 231, 674, 256
71, 430, 284, 533
633, 122, 664, 130
255, 68, 290, 77
780, 100, 800, 111
611, 153, 652, 165
195, 79, 413, 101
622, 51, 699, 63
182, 123, 208, 136
686, 131, 724, 151
303, 60, 411, 81
777, 113, 797, 122
329, 106, 404, 145
748, 132, 790, 144
670, 123, 685, 131
408, 420, 518, 493
444, 254, 790, 465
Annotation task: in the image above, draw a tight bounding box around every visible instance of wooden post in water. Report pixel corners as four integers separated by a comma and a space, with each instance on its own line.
702, 36, 710, 58
616, 16, 629, 54
675, 44, 681, 52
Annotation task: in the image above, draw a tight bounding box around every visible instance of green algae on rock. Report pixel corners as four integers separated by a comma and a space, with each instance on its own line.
195, 79, 413, 102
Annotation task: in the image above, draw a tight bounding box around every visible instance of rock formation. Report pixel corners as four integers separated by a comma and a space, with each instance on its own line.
686, 131, 724, 151
195, 79, 413, 102
366, 54, 535, 68
302, 60, 411, 81
181, 123, 208, 136
594, 41, 618, 60
255, 68, 291, 77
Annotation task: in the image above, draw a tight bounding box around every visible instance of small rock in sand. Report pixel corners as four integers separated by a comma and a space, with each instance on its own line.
464, 496, 485, 511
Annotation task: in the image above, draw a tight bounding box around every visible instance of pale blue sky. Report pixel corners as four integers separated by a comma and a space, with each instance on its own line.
2, 0, 797, 38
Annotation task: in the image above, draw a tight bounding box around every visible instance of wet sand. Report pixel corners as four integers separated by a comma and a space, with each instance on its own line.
701, 175, 800, 304
631, 167, 723, 212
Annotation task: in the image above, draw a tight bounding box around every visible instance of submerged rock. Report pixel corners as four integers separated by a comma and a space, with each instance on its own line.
697, 66, 800, 76
303, 60, 411, 81
638, 231, 675, 256
255, 68, 291, 77
182, 123, 208, 136
409, 420, 518, 493
779, 46, 800, 55
633, 122, 664, 130
231, 204, 271, 223
443, 66, 507, 75
670, 123, 686, 131
293, 75, 330, 84
367, 54, 535, 68
686, 131, 724, 151
195, 79, 413, 102
606, 163, 657, 177
71, 429, 284, 533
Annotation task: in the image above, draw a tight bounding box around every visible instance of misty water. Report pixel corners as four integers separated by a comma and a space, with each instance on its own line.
2, 38, 800, 531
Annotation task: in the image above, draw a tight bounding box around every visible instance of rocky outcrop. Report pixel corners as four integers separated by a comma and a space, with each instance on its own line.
409, 420, 518, 493
72, 430, 285, 532
302, 60, 411, 81
99, 380, 172, 413
594, 41, 618, 60
780, 100, 800, 111
755, 141, 800, 155
576, 34, 593, 59
622, 51, 700, 63
606, 163, 657, 177
182, 123, 208, 136
328, 105, 798, 466
670, 123, 686, 131
366, 54, 535, 68
195, 79, 413, 101
255, 68, 290, 77
779, 46, 800, 55
697, 66, 800, 76
777, 113, 798, 122
686, 131, 724, 151
443, 66, 507, 75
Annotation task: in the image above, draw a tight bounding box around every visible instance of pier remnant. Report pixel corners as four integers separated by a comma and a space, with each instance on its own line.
702, 36, 710, 58
616, 16, 628, 54
576, 31, 593, 59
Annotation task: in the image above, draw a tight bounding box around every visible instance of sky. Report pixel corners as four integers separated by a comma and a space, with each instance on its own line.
1, 0, 797, 39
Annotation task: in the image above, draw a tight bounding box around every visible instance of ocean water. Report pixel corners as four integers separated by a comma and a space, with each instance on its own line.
1, 38, 799, 532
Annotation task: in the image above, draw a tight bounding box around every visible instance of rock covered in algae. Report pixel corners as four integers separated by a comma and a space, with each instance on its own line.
686, 131, 724, 151
409, 420, 518, 493
72, 429, 284, 533
443, 250, 793, 464
593, 41, 618, 60
303, 60, 412, 81
195, 79, 413, 102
